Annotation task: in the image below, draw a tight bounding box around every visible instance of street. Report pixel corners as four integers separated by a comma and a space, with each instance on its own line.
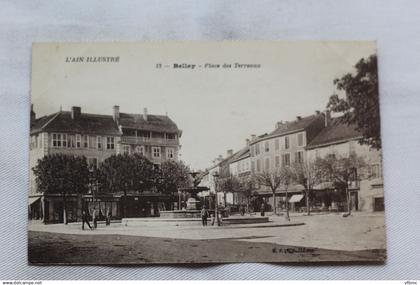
28, 212, 386, 264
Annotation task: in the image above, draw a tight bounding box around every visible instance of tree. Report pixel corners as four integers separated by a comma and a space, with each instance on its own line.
218, 175, 241, 206
238, 175, 257, 213
255, 166, 293, 217
97, 153, 157, 218
314, 152, 365, 215
327, 54, 381, 149
157, 160, 192, 194
32, 154, 90, 224
290, 161, 323, 216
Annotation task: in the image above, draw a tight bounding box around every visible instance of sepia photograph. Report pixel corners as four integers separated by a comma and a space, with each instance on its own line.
28, 41, 385, 264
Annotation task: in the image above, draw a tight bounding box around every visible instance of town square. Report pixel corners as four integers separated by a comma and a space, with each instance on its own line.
28, 42, 385, 264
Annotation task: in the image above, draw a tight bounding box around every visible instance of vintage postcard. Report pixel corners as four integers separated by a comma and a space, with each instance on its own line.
28, 41, 385, 264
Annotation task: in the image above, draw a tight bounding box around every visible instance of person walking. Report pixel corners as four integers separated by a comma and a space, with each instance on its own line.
92, 207, 97, 229
200, 206, 208, 226
82, 210, 92, 230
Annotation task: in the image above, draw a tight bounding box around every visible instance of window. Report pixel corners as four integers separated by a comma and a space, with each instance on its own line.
83, 135, 89, 148
106, 137, 115, 150
52, 133, 67, 148
122, 145, 130, 154
62, 134, 67, 147
76, 134, 81, 148
265, 141, 269, 152
256, 159, 261, 172
370, 164, 382, 179
97, 136, 102, 149
285, 136, 290, 149
68, 135, 75, 148
52, 133, 59, 147
265, 158, 270, 171
135, 146, 144, 155
152, 147, 161, 158
251, 161, 255, 173
275, 139, 279, 150
297, 133, 304, 147
30, 135, 38, 149
255, 143, 260, 155
275, 156, 280, 168
166, 148, 175, 159
282, 153, 290, 166
295, 151, 304, 163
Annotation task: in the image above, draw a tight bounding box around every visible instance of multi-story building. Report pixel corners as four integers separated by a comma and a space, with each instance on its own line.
29, 105, 182, 223
29, 105, 122, 223
249, 111, 326, 210
115, 106, 182, 166
306, 117, 384, 212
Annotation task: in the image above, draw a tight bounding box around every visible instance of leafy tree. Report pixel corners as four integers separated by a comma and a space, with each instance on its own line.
290, 161, 323, 216
255, 166, 293, 217
157, 160, 192, 194
97, 153, 156, 217
314, 152, 365, 215
32, 154, 89, 224
327, 54, 381, 149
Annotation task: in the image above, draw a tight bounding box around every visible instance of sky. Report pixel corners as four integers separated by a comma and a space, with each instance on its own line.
31, 41, 376, 170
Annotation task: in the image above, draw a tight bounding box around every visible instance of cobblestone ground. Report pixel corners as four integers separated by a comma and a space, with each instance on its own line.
28, 212, 386, 264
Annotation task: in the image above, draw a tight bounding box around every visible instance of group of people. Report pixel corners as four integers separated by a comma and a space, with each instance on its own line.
200, 206, 223, 227
81, 207, 112, 230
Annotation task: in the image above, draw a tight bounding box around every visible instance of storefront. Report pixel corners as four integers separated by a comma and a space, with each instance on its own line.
28, 194, 83, 224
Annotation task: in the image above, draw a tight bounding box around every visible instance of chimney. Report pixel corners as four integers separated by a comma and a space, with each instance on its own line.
296, 116, 302, 121
30, 104, 36, 123
246, 138, 250, 146
71, 106, 81, 120
324, 110, 331, 127
113, 105, 120, 123
251, 134, 256, 141
275, 121, 283, 129
315, 110, 321, 115
227, 149, 233, 157
143, 108, 148, 121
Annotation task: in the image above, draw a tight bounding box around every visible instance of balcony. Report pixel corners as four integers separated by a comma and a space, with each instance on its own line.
120, 136, 178, 146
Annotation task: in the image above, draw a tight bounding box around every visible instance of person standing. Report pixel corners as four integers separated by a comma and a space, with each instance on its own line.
201, 206, 208, 226
82, 210, 92, 230
260, 202, 265, 217
105, 207, 111, 226
92, 206, 97, 229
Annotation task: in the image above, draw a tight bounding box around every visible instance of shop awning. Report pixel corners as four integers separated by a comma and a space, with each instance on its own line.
28, 197, 40, 205
289, 194, 304, 203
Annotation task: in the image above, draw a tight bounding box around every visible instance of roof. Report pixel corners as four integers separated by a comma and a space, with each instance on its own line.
30, 111, 121, 136
230, 147, 250, 163
250, 113, 324, 144
306, 117, 362, 149
119, 113, 180, 134
269, 114, 323, 137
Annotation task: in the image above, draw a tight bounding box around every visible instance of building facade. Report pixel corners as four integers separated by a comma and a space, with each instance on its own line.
115, 106, 182, 166
248, 112, 326, 210
29, 105, 182, 223
306, 117, 384, 212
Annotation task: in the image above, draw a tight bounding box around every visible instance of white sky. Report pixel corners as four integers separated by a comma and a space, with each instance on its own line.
31, 41, 376, 170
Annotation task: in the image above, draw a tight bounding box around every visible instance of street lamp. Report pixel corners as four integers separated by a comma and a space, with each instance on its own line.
212, 172, 220, 226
